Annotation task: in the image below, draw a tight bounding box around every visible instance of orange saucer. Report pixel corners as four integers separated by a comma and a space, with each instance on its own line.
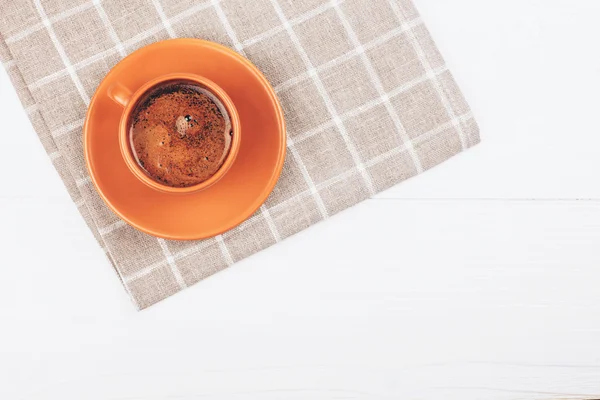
84, 39, 286, 240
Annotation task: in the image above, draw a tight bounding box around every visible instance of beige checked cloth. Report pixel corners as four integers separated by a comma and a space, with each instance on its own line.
0, 0, 479, 309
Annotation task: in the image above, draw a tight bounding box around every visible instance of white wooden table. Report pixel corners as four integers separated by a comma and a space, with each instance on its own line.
1, 1, 600, 399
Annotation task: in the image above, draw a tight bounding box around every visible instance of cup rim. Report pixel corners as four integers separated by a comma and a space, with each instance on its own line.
118, 72, 241, 194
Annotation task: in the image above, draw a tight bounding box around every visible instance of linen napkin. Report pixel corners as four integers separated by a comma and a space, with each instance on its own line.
0, 0, 480, 309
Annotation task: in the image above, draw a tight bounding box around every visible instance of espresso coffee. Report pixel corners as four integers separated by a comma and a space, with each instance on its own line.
129, 82, 233, 188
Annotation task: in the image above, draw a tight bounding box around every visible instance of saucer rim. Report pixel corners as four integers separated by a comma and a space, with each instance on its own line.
84, 38, 287, 240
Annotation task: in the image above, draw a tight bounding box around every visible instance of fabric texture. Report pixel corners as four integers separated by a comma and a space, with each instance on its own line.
0, 0, 480, 309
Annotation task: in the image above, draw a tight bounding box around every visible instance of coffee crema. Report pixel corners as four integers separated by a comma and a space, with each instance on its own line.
129, 82, 233, 188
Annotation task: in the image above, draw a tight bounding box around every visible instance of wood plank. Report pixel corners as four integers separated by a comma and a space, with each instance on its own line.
1, 200, 599, 399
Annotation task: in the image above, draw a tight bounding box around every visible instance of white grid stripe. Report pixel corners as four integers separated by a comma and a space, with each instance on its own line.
48, 150, 62, 161
216, 235, 235, 266
98, 220, 126, 236
29, 49, 115, 90
76, 176, 92, 187
51, 118, 85, 138
32, 0, 90, 105
331, 0, 423, 173
2, 59, 16, 69
387, 0, 468, 150
92, 0, 126, 57
269, 0, 376, 196
122, 110, 474, 284
211, 0, 244, 52
288, 145, 329, 217
25, 104, 39, 115
171, 0, 215, 22
241, 0, 344, 48
5, 1, 95, 44
260, 205, 282, 242
158, 238, 187, 289
151, 0, 177, 38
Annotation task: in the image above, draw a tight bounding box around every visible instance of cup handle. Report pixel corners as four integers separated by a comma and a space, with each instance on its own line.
108, 82, 133, 108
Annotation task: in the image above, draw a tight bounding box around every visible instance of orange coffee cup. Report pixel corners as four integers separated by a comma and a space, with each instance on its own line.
108, 73, 241, 194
